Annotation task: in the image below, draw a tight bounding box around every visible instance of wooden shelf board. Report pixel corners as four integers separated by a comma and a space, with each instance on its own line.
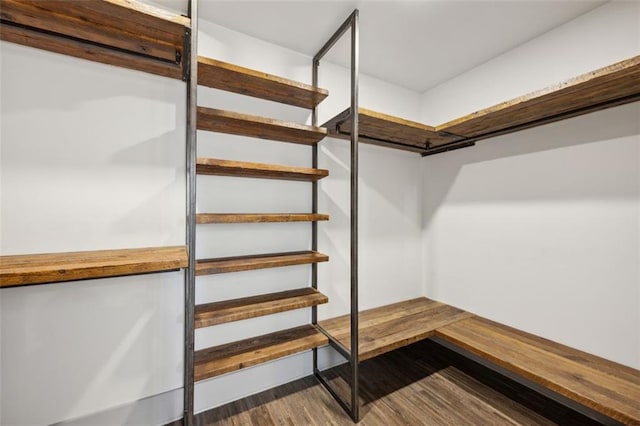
435, 55, 640, 142
0, 246, 188, 287
195, 288, 328, 328
196, 158, 328, 182
435, 316, 640, 424
320, 297, 473, 362
196, 213, 329, 224
194, 324, 327, 381
196, 250, 328, 276
197, 107, 327, 145
0, 0, 189, 78
198, 57, 328, 109
323, 108, 459, 154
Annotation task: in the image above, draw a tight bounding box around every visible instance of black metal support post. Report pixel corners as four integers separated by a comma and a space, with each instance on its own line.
312, 9, 360, 423
183, 0, 198, 425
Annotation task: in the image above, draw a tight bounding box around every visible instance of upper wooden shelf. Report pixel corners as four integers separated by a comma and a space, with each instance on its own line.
0, 0, 190, 79
323, 108, 458, 154
320, 297, 472, 361
0, 246, 188, 287
198, 57, 328, 109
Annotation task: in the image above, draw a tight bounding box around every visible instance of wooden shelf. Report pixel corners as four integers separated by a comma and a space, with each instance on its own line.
196, 213, 329, 224
0, 246, 188, 287
435, 316, 640, 425
196, 250, 328, 276
436, 55, 640, 143
196, 158, 328, 182
320, 297, 472, 361
195, 288, 328, 328
323, 108, 459, 154
198, 57, 328, 109
197, 107, 327, 145
0, 0, 189, 79
194, 324, 327, 381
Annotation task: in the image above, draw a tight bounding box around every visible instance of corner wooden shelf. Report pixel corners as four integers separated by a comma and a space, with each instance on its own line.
198, 57, 328, 109
0, 246, 188, 287
435, 316, 640, 424
0, 0, 190, 79
196, 158, 329, 182
194, 324, 328, 381
435, 55, 640, 143
197, 107, 327, 145
320, 297, 473, 361
195, 288, 328, 328
196, 213, 329, 224
323, 107, 459, 154
196, 250, 328, 276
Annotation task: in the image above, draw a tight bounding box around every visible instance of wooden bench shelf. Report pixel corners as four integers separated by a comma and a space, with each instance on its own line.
195, 287, 328, 328
196, 158, 329, 182
323, 55, 640, 156
196, 250, 328, 276
435, 316, 640, 425
196, 213, 329, 224
197, 107, 327, 145
194, 324, 327, 381
198, 57, 328, 109
0, 0, 190, 79
320, 297, 472, 361
0, 245, 188, 287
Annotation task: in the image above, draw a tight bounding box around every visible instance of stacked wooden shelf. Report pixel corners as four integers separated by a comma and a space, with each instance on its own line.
0, 246, 188, 287
323, 55, 640, 156
194, 56, 331, 382
0, 0, 190, 79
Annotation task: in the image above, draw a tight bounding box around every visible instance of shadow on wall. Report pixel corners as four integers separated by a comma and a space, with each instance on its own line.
423, 102, 640, 229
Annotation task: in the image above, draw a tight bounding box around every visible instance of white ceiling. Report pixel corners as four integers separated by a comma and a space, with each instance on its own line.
153, 0, 607, 92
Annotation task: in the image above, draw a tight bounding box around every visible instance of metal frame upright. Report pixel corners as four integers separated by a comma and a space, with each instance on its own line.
183, 0, 198, 425
311, 9, 360, 423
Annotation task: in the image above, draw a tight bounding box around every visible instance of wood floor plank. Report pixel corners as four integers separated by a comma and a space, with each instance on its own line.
0, 246, 188, 287
196, 251, 328, 275
195, 288, 328, 328
196, 158, 328, 182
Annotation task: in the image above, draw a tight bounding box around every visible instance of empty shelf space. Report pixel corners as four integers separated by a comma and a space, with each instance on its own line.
197, 107, 327, 145
196, 250, 328, 276
0, 0, 189, 79
198, 57, 328, 109
435, 316, 640, 424
435, 55, 640, 143
196, 213, 329, 224
195, 288, 328, 328
196, 158, 328, 181
0, 246, 188, 287
320, 297, 473, 361
323, 107, 459, 154
194, 324, 328, 381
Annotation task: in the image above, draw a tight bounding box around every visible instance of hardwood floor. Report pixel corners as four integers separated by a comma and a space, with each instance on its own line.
181, 340, 601, 425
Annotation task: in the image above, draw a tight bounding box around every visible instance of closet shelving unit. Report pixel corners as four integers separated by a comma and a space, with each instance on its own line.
0, 0, 191, 286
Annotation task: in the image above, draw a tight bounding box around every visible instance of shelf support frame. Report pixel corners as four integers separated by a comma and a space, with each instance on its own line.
312, 9, 360, 423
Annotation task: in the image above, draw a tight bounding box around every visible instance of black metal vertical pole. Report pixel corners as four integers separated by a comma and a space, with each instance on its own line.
349, 9, 360, 423
184, 0, 198, 424
312, 58, 320, 373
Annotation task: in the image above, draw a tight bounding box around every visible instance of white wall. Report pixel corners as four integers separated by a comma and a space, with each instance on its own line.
421, 1, 640, 368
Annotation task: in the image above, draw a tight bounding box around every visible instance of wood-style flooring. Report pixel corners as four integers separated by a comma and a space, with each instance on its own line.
183, 340, 601, 425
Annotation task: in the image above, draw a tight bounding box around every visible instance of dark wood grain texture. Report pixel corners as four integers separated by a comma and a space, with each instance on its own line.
197, 107, 327, 145
436, 316, 640, 424
194, 324, 327, 381
0, 246, 188, 287
196, 213, 329, 224
196, 251, 328, 276
0, 0, 189, 76
198, 57, 328, 109
436, 55, 640, 141
195, 288, 328, 328
196, 158, 328, 181
320, 297, 473, 361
